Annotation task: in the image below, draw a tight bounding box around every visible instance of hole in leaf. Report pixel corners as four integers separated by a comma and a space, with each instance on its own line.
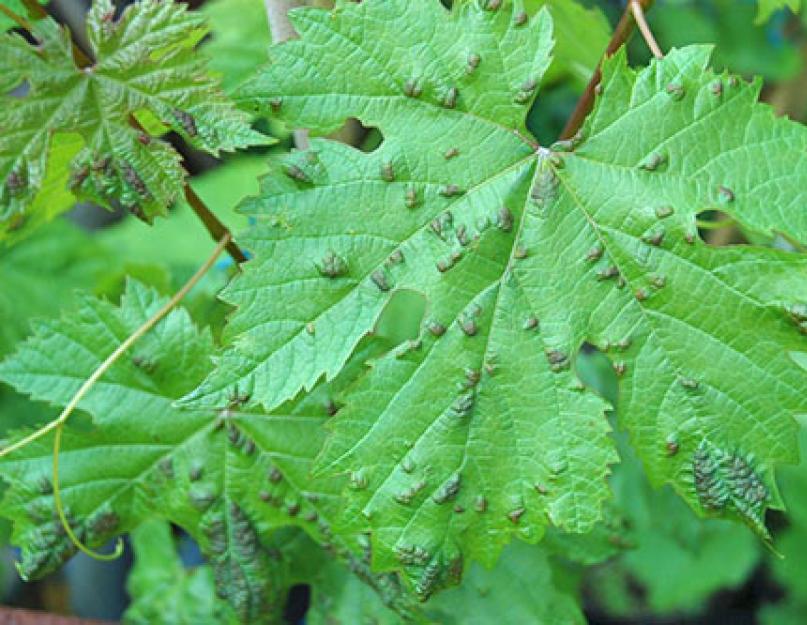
576, 343, 619, 408
527, 83, 580, 146
283, 584, 310, 623
695, 210, 743, 247
375, 289, 427, 346
331, 118, 382, 153
7, 78, 30, 98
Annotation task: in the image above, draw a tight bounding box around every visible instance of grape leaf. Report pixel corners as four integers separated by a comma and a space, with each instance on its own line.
180, 0, 807, 587
756, 0, 801, 24
0, 0, 269, 242
0, 282, 286, 622
182, 0, 616, 594
0, 281, 426, 622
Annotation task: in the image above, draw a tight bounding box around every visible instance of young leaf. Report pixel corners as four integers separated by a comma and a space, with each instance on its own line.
184, 0, 807, 584
0, 0, 268, 242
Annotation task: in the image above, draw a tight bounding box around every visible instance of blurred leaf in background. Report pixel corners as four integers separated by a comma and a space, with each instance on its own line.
759, 424, 807, 624
202, 0, 271, 94
125, 520, 240, 625
647, 0, 802, 81
588, 441, 763, 618
757, 0, 802, 24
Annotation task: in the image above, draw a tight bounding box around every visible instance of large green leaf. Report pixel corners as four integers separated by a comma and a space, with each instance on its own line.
180, 0, 807, 589
184, 0, 616, 594
0, 0, 268, 243
0, 282, 285, 622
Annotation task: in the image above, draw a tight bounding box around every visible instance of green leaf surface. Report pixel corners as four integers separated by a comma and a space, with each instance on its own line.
0, 282, 286, 622
189, 0, 617, 593
125, 519, 240, 625
0, 0, 268, 242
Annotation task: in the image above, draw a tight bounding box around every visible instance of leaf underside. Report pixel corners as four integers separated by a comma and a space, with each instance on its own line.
0, 0, 267, 244
179, 0, 807, 592
1, 0, 807, 613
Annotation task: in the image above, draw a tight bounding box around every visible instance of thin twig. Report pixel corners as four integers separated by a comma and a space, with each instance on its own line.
630, 0, 663, 59
560, 0, 656, 140
184, 186, 248, 264
1, 233, 231, 561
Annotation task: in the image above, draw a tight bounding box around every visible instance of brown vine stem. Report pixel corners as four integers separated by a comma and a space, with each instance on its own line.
20, 0, 247, 264
0, 233, 231, 559
560, 0, 656, 140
